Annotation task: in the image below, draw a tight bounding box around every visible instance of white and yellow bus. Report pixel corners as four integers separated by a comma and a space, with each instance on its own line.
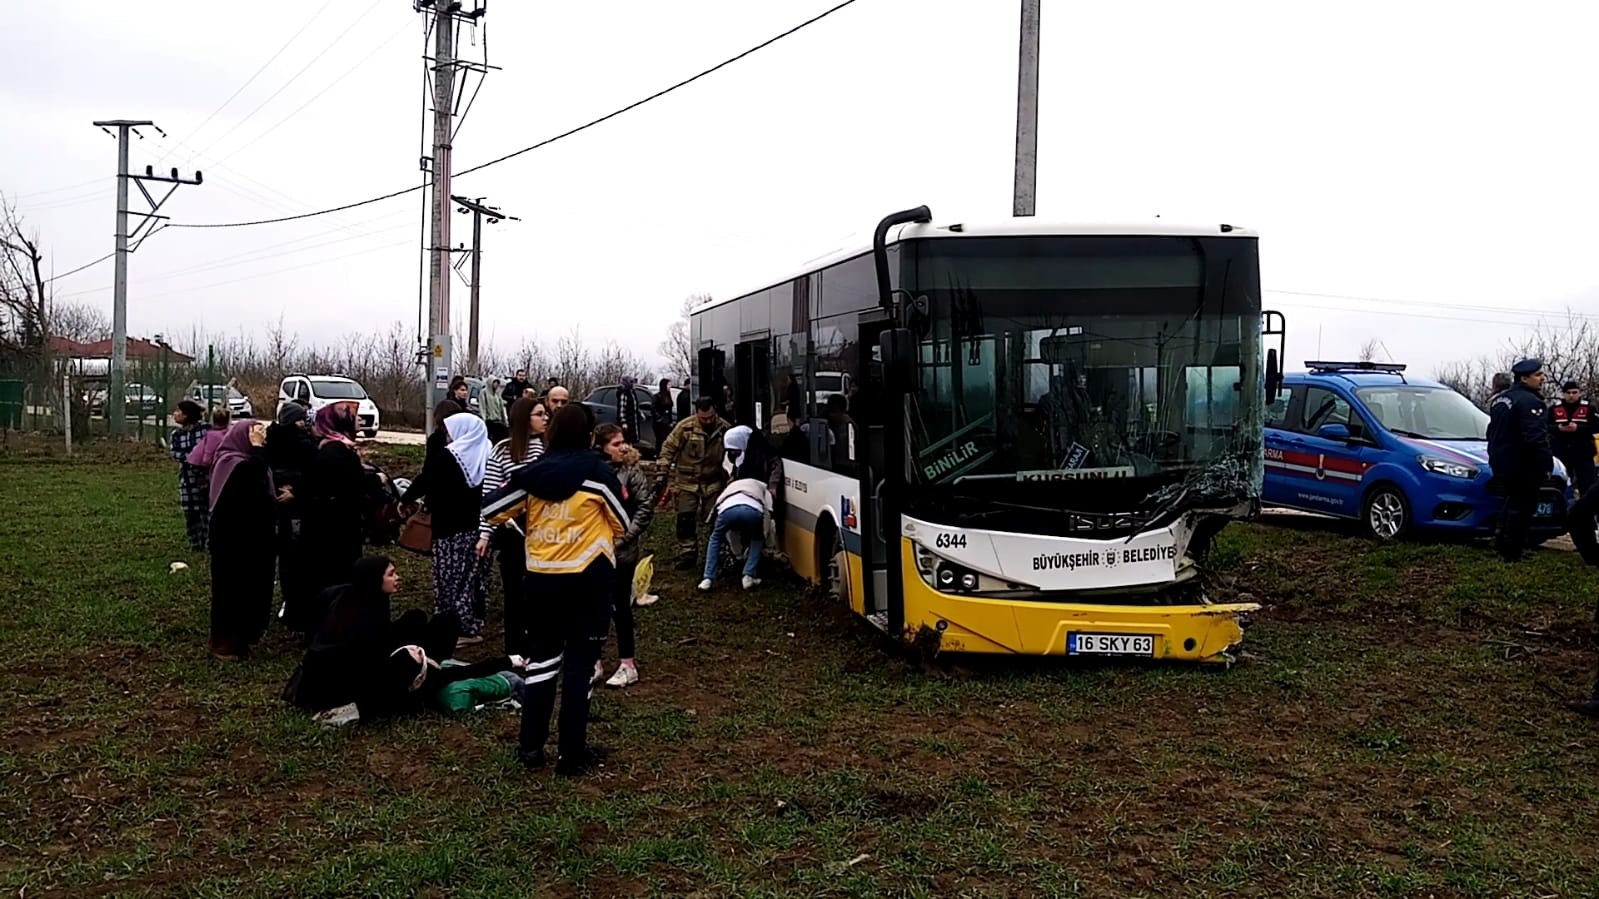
691, 208, 1284, 662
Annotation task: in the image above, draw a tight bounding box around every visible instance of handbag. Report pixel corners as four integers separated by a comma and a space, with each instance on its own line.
396, 506, 433, 555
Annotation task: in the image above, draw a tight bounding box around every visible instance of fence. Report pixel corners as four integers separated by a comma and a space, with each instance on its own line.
1, 350, 204, 448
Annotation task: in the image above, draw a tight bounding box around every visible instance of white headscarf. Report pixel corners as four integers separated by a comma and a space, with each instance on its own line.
444, 413, 491, 488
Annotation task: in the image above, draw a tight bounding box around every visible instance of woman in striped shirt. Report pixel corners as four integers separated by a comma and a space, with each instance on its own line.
477, 396, 549, 654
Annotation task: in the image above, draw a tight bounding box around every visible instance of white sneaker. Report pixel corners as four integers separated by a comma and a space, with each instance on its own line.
742, 575, 761, 590
635, 593, 660, 607
605, 664, 638, 688
697, 578, 712, 591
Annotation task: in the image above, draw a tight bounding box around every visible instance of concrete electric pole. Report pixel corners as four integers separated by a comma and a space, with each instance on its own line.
451, 195, 518, 373
92, 119, 201, 435
1013, 0, 1041, 217
418, 0, 489, 434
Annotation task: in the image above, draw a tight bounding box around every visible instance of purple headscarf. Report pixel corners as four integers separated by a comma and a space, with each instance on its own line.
314, 404, 357, 445
208, 420, 274, 512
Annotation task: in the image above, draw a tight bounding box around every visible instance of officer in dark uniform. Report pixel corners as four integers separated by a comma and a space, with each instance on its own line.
1549, 380, 1595, 494
1486, 358, 1551, 561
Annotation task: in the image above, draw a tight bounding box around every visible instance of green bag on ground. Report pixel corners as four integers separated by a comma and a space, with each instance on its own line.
431, 674, 512, 716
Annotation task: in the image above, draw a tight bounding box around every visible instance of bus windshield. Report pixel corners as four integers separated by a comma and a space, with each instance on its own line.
903, 235, 1262, 511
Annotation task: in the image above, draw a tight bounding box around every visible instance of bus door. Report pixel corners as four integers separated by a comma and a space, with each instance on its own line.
697, 347, 727, 418
732, 338, 771, 430
856, 315, 895, 620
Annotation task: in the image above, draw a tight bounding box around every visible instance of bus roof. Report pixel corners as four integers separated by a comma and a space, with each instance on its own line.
696, 218, 1257, 314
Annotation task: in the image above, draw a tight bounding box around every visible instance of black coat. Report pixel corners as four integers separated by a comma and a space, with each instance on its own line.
303, 441, 367, 589
403, 432, 483, 538
1487, 384, 1553, 484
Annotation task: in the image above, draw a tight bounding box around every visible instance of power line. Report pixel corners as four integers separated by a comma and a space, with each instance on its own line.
59, 214, 416, 295
169, 0, 866, 230
184, 0, 387, 166
59, 237, 413, 304
14, 177, 106, 201
44, 253, 114, 283
1279, 299, 1583, 330
158, 0, 339, 166
206, 16, 416, 170
1265, 288, 1599, 322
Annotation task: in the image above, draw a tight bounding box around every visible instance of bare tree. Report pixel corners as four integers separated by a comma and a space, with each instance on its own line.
1357, 337, 1381, 364
1436, 309, 1599, 407
49, 301, 111, 344
0, 197, 49, 373
658, 294, 704, 382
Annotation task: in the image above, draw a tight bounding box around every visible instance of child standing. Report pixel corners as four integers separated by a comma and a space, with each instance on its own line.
168, 400, 210, 551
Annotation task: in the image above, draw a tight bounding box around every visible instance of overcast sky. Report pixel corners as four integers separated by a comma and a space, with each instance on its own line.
6, 0, 1598, 378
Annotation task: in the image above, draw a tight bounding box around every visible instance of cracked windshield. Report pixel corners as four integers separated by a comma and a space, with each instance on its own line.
903, 236, 1262, 500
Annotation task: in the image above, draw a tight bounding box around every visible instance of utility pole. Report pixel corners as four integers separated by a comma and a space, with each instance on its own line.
92, 119, 200, 435
1013, 0, 1042, 217
418, 0, 488, 433
452, 195, 518, 373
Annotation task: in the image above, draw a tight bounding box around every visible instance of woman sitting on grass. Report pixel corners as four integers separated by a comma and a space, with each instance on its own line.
286, 554, 528, 722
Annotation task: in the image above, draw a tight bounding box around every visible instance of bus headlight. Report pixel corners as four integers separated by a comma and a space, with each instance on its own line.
914, 542, 1020, 595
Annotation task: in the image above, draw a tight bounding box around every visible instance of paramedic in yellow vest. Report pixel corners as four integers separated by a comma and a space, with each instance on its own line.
483, 404, 627, 777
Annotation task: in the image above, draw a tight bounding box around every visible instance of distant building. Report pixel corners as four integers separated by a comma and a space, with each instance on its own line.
48, 336, 193, 377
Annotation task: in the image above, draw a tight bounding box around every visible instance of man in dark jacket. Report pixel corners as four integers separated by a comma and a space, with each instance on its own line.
502, 369, 532, 404
616, 375, 645, 445
1550, 380, 1595, 494
1486, 358, 1552, 562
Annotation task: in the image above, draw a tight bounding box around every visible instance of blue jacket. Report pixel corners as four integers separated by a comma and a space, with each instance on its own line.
1487, 384, 1552, 481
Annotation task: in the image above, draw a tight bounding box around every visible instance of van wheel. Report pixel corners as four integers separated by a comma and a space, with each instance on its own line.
1363, 486, 1411, 541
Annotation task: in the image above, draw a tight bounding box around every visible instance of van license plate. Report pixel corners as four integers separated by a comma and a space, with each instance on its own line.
1536, 502, 1554, 517
1068, 633, 1155, 656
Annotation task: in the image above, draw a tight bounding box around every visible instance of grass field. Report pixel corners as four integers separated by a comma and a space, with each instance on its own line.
3, 440, 1599, 897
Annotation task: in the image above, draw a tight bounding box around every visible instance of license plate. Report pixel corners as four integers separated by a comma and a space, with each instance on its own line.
1536, 502, 1555, 517
1068, 632, 1155, 656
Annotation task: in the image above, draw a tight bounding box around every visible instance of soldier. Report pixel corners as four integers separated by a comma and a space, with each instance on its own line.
1549, 380, 1595, 494
1486, 358, 1551, 562
656, 396, 731, 570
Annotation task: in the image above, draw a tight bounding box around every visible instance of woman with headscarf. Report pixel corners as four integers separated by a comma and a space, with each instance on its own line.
301, 404, 368, 626
168, 400, 210, 552
285, 555, 461, 711
697, 425, 775, 593
477, 396, 549, 654
266, 402, 320, 631
403, 408, 494, 647
206, 420, 278, 660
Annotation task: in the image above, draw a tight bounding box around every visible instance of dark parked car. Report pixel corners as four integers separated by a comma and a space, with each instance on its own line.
582, 385, 660, 455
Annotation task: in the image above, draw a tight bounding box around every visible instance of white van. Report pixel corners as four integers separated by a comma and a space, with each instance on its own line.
276, 374, 382, 438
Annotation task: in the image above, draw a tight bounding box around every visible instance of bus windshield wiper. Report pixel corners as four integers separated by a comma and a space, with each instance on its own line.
955, 500, 1061, 520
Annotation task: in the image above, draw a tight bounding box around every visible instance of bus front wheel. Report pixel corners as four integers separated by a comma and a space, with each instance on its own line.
816, 519, 847, 603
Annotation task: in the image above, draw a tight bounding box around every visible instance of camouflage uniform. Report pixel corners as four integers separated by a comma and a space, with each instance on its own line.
656, 414, 731, 567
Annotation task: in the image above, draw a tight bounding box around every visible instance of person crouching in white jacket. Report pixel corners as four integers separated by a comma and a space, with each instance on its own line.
698, 426, 770, 592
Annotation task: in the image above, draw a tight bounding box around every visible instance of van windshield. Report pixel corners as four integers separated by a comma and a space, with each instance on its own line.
1355, 386, 1487, 440
312, 380, 367, 400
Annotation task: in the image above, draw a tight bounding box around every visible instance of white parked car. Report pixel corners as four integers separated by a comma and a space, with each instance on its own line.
276, 374, 381, 438
187, 383, 254, 419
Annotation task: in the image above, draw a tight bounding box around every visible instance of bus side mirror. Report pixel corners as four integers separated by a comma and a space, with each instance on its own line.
1265, 348, 1282, 404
